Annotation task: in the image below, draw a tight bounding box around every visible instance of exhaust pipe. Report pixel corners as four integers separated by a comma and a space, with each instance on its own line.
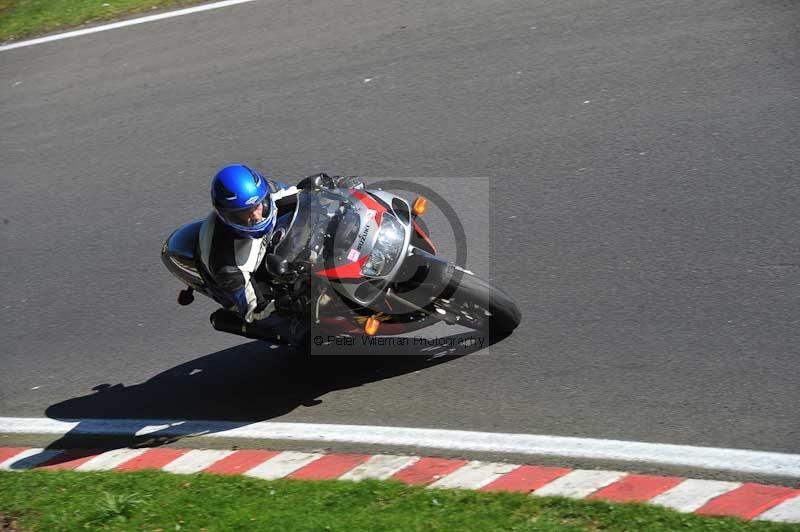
210, 310, 262, 340
209, 309, 288, 344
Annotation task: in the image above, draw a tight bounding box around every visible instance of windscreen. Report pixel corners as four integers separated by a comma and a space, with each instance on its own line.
274, 189, 362, 267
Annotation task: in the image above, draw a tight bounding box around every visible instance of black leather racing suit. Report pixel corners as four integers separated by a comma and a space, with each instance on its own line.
197, 174, 362, 323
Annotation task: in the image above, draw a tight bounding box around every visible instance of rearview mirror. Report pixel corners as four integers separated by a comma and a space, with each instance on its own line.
266, 254, 290, 276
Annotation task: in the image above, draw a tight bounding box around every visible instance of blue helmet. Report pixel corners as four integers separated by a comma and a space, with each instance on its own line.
211, 164, 277, 239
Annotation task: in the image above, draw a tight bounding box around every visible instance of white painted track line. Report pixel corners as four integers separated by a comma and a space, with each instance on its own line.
533, 470, 625, 499
161, 449, 235, 474
755, 494, 800, 523
75, 448, 148, 471
339, 455, 419, 481
0, 0, 261, 52
1, 417, 799, 478
428, 461, 518, 489
0, 448, 62, 470
649, 479, 742, 512
244, 451, 322, 480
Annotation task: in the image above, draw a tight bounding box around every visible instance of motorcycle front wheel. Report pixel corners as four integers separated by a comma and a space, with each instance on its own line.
429, 268, 521, 340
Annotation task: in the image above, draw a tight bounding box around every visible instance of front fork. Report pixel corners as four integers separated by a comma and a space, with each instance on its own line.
388, 246, 460, 312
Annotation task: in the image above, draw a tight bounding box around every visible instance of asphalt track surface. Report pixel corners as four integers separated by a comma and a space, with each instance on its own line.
1, 0, 799, 466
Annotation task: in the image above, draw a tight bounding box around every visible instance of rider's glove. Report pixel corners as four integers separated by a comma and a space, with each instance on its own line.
296, 173, 365, 190
296, 173, 335, 190
332, 175, 365, 189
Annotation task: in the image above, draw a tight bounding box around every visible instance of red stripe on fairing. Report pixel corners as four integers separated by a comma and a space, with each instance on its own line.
317, 316, 412, 335
287, 453, 370, 480
315, 255, 370, 279
352, 190, 386, 224
413, 220, 437, 254
318, 316, 361, 332
314, 191, 388, 280
588, 474, 684, 502
695, 483, 800, 520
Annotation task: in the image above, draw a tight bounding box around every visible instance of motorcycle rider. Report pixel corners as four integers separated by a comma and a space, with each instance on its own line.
198, 163, 361, 324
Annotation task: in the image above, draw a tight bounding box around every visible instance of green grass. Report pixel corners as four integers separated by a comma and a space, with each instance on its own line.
0, 0, 206, 42
0, 470, 797, 531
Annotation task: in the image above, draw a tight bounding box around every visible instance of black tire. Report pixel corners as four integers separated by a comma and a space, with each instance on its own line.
430, 269, 521, 339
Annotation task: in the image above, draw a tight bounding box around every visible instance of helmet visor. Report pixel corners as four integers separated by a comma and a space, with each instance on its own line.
217, 197, 275, 231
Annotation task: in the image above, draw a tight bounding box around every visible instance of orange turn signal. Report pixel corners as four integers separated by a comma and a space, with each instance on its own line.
412, 196, 427, 216
364, 316, 381, 336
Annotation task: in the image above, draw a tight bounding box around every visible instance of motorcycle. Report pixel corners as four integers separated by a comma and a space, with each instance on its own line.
161, 184, 521, 350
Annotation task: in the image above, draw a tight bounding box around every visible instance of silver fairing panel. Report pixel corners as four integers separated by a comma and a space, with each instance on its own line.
161, 220, 207, 292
